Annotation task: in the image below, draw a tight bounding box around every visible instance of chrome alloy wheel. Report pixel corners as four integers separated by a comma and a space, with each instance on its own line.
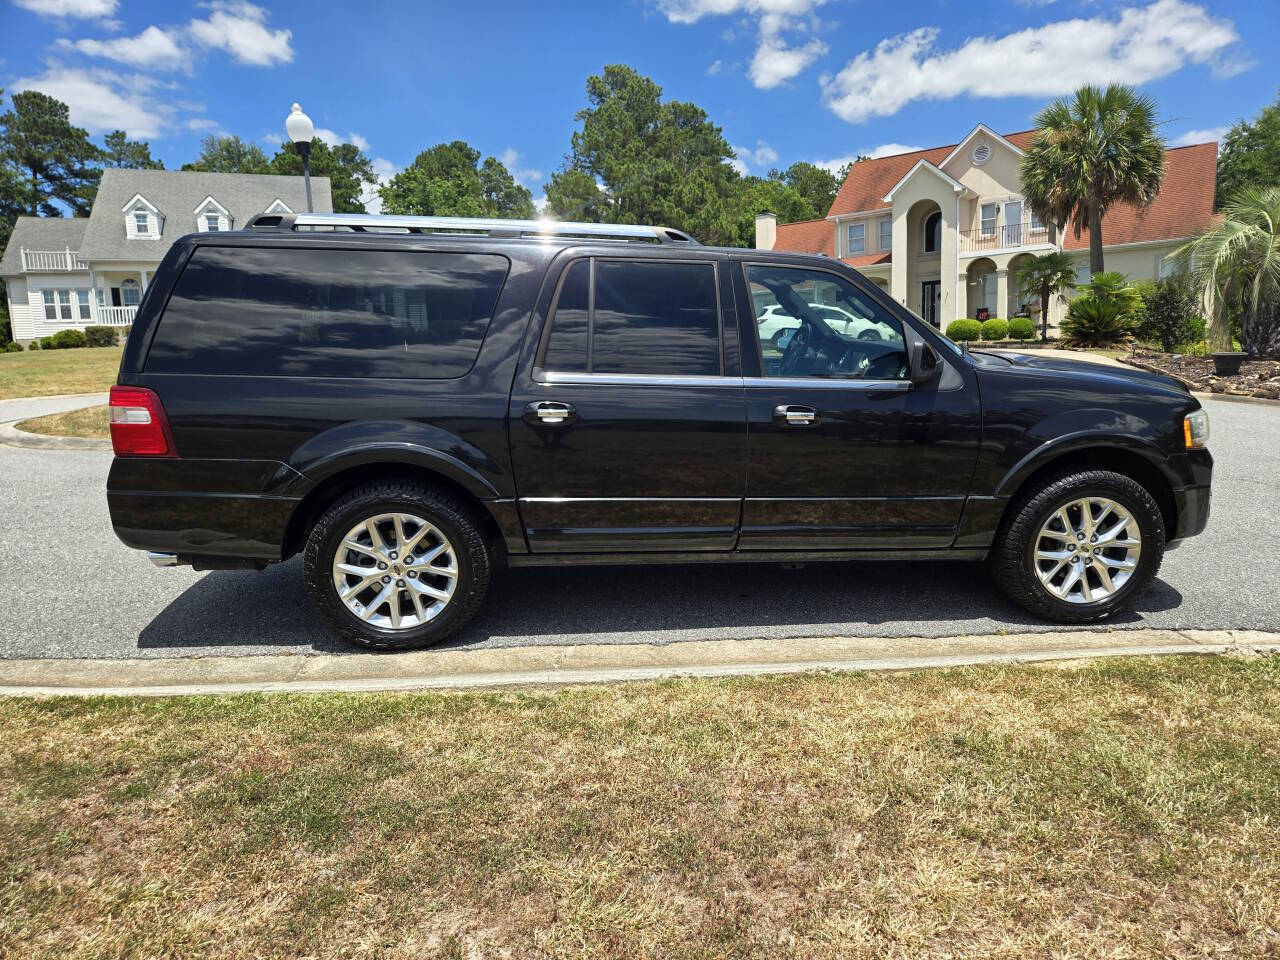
331, 512, 458, 630
1032, 497, 1142, 605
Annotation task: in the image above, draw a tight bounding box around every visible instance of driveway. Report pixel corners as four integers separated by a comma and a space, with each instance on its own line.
0, 396, 1275, 661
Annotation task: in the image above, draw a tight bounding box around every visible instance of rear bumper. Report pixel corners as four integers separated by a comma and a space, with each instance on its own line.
109, 490, 299, 560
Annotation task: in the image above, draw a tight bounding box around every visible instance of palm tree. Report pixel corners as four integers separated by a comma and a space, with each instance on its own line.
1021, 84, 1166, 276
1015, 251, 1078, 341
1177, 185, 1280, 354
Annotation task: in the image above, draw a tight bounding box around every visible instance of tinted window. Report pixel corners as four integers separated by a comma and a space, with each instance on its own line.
147, 246, 509, 379
746, 264, 908, 380
542, 259, 720, 376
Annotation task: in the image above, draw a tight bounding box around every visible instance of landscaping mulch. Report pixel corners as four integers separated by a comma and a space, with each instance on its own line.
1124, 349, 1280, 399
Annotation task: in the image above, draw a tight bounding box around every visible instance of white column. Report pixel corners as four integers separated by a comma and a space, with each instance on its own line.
996, 269, 1009, 320
140, 270, 149, 291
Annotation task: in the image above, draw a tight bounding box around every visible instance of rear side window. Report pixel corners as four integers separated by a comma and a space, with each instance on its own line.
542, 259, 720, 376
146, 246, 509, 379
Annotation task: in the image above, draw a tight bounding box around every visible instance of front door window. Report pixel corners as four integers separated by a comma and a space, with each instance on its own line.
921, 281, 941, 328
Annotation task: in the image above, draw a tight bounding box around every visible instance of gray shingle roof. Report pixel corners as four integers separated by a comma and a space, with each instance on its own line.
77, 168, 332, 262
0, 217, 90, 277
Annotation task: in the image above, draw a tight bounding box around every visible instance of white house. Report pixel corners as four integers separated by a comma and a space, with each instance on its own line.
757, 124, 1218, 331
1, 168, 333, 344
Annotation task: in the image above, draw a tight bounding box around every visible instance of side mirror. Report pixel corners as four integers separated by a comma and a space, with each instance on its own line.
908, 338, 940, 387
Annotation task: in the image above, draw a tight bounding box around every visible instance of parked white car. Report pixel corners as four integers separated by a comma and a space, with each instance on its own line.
756, 302, 897, 349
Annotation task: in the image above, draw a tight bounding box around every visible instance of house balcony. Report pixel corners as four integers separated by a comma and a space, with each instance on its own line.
958, 222, 1055, 255
21, 248, 91, 272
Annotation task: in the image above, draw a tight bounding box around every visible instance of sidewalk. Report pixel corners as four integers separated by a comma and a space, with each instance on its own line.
3, 628, 1275, 697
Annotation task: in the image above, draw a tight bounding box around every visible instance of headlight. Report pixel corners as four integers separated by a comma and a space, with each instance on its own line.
1184, 409, 1209, 449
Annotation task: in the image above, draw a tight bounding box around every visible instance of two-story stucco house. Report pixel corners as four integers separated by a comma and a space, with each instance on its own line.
756, 124, 1218, 331
1, 169, 332, 345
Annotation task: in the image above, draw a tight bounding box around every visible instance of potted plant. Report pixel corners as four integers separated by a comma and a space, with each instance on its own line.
1211, 350, 1247, 376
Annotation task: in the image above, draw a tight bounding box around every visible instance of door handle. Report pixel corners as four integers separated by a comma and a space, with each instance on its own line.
773, 404, 819, 427
523, 401, 577, 425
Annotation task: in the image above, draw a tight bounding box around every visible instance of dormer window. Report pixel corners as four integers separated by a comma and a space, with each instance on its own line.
194, 196, 232, 233
134, 212, 149, 234
122, 194, 163, 239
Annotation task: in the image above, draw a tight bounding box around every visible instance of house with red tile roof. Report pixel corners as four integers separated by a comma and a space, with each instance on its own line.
757, 124, 1217, 331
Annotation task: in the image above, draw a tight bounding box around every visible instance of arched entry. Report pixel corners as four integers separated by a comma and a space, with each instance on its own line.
906, 199, 943, 326
1006, 253, 1036, 320
966, 258, 997, 319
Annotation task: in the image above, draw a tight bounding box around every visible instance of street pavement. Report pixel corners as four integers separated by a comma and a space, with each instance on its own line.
1, 396, 1275, 660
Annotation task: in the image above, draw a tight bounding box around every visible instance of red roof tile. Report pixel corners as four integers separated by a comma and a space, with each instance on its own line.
842, 252, 891, 267
1062, 141, 1218, 250
773, 218, 833, 256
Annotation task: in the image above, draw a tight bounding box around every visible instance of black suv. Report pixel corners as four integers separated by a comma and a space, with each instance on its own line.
107, 213, 1212, 650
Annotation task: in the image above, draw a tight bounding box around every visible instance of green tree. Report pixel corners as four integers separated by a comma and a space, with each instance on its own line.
1216, 90, 1280, 206
1015, 251, 1078, 342
772, 161, 841, 217
0, 89, 101, 217
1021, 84, 1166, 276
1133, 276, 1204, 352
379, 140, 533, 218
730, 175, 820, 247
268, 138, 376, 213
101, 130, 163, 169
1177, 185, 1280, 355
546, 65, 739, 244
181, 134, 269, 174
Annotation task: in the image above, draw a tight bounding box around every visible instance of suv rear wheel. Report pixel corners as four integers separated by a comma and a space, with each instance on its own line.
303, 481, 491, 650
990, 468, 1165, 623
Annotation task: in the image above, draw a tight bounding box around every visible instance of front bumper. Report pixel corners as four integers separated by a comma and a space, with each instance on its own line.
1168, 484, 1211, 547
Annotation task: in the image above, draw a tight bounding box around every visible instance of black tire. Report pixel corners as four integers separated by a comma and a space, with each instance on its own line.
989, 468, 1165, 623
303, 480, 492, 651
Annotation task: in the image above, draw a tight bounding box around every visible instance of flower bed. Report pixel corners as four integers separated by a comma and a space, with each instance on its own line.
1123, 349, 1280, 399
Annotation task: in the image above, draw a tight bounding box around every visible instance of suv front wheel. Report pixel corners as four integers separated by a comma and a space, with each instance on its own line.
303, 481, 492, 650
990, 468, 1166, 623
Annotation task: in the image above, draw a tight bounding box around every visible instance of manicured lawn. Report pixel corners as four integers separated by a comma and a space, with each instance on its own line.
2, 656, 1278, 958
0, 346, 122, 400
16, 403, 109, 439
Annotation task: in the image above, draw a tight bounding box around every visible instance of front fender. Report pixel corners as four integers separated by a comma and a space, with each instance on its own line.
281, 419, 505, 500
995, 425, 1172, 498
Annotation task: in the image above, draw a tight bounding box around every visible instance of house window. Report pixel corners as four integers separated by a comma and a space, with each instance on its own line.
1075, 262, 1091, 287
1029, 208, 1044, 232
42, 290, 57, 320
121, 278, 141, 307
134, 212, 149, 235
58, 289, 74, 320
205, 214, 221, 232
924, 212, 942, 253
980, 203, 997, 237
847, 222, 865, 254
879, 218, 892, 251
77, 289, 91, 320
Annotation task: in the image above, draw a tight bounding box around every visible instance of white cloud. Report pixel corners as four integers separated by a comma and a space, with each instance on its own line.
361, 156, 397, 215
821, 0, 1243, 124
313, 128, 370, 151
812, 143, 926, 174
12, 0, 118, 18
499, 148, 543, 186
13, 66, 171, 138
57, 26, 188, 72
188, 1, 293, 66
731, 140, 780, 174
656, 0, 831, 89
706, 58, 723, 75
1174, 125, 1228, 146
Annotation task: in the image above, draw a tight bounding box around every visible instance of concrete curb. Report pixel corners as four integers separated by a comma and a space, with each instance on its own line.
2, 629, 1276, 697
0, 419, 112, 451
0, 391, 111, 406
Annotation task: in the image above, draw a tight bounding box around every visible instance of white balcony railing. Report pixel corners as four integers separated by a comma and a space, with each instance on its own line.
21, 247, 90, 272
95, 305, 137, 326
959, 222, 1054, 255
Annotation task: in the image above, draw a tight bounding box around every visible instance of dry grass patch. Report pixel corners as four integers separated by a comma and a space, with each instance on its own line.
16, 403, 109, 439
1, 656, 1278, 958
0, 347, 122, 400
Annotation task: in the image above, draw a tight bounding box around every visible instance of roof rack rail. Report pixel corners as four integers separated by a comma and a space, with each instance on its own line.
243, 212, 700, 245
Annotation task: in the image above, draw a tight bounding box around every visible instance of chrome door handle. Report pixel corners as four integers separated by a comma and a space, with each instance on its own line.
773, 404, 819, 426
523, 401, 577, 425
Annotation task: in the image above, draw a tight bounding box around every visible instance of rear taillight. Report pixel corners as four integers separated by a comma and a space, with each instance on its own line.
109, 386, 176, 457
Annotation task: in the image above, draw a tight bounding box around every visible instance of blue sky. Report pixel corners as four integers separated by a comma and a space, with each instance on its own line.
3, 0, 1277, 211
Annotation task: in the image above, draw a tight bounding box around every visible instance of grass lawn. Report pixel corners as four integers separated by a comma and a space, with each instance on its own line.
0, 346, 122, 400
2, 656, 1278, 958
15, 403, 109, 439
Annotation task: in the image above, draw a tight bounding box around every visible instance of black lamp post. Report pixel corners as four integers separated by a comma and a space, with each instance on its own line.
286, 102, 315, 213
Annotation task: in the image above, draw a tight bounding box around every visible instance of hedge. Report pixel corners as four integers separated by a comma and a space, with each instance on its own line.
1007, 317, 1035, 341
979, 318, 1008, 341
40, 329, 88, 350
84, 325, 118, 348
945, 318, 982, 341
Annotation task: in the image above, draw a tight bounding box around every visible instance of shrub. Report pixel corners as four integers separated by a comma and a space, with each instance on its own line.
43, 329, 88, 350
27, 338, 38, 350
980, 318, 1008, 341
3, 341, 22, 353
1061, 295, 1135, 346
946, 318, 982, 341
84, 325, 118, 348
1007, 316, 1035, 341
1134, 277, 1205, 352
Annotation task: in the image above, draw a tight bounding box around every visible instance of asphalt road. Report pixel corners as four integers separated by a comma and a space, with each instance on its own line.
1, 396, 1276, 660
